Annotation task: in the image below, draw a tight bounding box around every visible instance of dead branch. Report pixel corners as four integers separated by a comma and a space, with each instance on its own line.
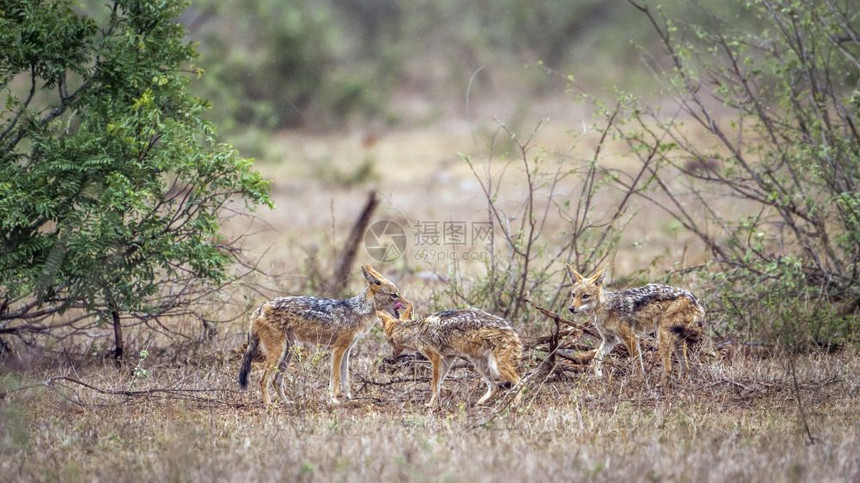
524, 297, 601, 339
329, 189, 379, 296
471, 299, 608, 428
0, 376, 247, 408
524, 327, 587, 348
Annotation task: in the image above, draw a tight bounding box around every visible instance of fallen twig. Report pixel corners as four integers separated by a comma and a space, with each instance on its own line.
5, 376, 248, 408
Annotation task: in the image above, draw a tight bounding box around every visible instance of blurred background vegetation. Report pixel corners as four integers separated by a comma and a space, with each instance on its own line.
177, 0, 762, 151
3, 0, 856, 355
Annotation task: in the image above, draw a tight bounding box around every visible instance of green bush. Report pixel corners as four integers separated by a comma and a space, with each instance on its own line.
0, 0, 271, 358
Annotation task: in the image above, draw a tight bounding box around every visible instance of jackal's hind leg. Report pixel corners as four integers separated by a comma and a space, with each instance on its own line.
257, 326, 286, 408
260, 365, 273, 408
340, 344, 354, 399
496, 349, 521, 388
273, 335, 294, 404
329, 344, 349, 403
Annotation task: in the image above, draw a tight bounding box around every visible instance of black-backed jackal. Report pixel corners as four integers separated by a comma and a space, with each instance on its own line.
238, 265, 405, 406
377, 304, 522, 407
566, 265, 705, 386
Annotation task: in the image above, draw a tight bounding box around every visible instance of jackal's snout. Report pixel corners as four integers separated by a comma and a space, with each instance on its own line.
393, 299, 405, 318
381, 293, 406, 319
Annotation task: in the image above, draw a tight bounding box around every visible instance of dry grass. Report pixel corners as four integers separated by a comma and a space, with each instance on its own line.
2, 332, 858, 482
243, 116, 718, 286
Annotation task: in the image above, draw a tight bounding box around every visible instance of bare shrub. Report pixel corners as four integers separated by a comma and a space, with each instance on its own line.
432, 113, 656, 330
613, 0, 860, 347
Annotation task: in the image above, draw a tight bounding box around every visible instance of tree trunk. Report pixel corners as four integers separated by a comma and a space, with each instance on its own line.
111, 309, 123, 367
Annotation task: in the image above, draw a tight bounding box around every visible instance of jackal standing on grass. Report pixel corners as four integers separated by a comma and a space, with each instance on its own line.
238, 265, 405, 406
377, 303, 522, 407
566, 265, 705, 386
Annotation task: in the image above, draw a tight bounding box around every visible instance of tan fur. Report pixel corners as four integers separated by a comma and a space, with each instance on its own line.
239, 265, 405, 406
378, 303, 522, 407
566, 264, 705, 386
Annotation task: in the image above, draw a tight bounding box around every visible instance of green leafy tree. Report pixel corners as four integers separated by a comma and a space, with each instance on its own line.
0, 0, 271, 360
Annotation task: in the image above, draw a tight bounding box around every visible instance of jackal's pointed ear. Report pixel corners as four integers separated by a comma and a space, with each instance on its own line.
590, 265, 608, 286
566, 264, 584, 284
361, 264, 384, 286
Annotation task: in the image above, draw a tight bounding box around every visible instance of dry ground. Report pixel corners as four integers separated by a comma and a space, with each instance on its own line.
1, 335, 858, 482
2, 114, 859, 481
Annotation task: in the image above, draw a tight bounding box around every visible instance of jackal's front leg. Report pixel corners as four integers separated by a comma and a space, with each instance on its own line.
657, 327, 674, 386
617, 326, 645, 380
593, 336, 619, 377
472, 355, 498, 405
675, 339, 690, 381
426, 352, 445, 407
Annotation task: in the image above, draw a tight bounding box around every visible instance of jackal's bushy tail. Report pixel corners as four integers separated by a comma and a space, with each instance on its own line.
238, 331, 260, 390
